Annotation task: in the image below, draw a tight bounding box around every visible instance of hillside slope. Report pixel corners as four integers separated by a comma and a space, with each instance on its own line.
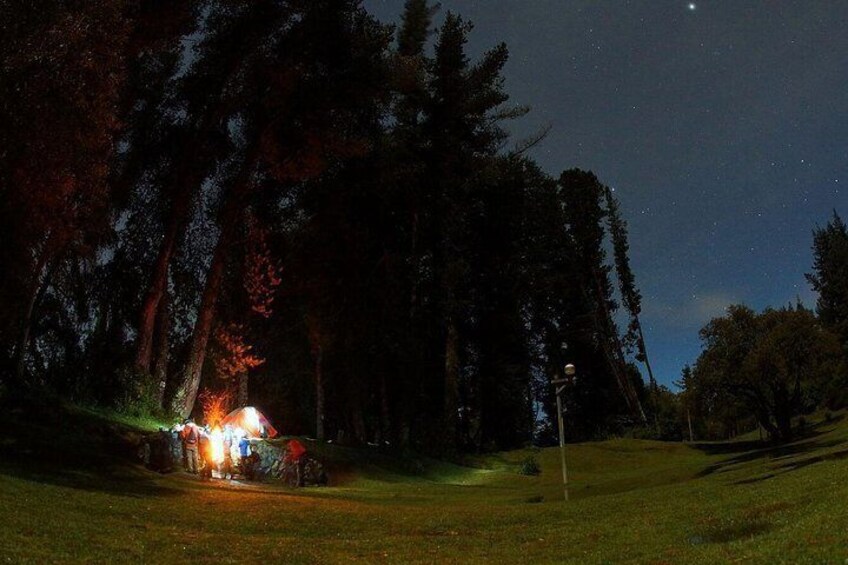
1, 403, 847, 563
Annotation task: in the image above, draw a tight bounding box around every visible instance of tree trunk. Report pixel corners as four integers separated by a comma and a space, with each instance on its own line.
687, 409, 694, 442
171, 167, 253, 418
350, 393, 367, 444
409, 211, 420, 314
13, 253, 54, 387
173, 223, 236, 418
590, 269, 647, 423
774, 393, 794, 442
637, 324, 658, 394
314, 343, 325, 441
379, 373, 391, 444
152, 288, 170, 408
238, 371, 248, 407
135, 187, 193, 373
444, 318, 460, 448
776, 415, 793, 442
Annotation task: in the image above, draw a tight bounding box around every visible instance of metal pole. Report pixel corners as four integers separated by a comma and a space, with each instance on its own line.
555, 385, 568, 501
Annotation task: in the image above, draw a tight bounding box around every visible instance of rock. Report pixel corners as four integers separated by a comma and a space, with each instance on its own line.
244, 439, 328, 486
248, 439, 283, 479
140, 429, 183, 473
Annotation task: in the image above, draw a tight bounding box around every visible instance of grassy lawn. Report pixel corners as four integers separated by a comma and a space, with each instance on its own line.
2, 404, 848, 563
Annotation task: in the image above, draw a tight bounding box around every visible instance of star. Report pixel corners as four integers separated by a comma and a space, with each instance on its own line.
688, 3, 697, 10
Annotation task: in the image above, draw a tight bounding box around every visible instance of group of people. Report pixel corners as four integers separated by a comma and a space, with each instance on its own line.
171, 417, 323, 486
178, 419, 256, 480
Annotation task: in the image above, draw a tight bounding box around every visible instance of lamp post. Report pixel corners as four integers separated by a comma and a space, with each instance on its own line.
552, 363, 576, 501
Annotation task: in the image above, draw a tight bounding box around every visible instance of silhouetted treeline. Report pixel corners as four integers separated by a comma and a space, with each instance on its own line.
0, 0, 661, 452
676, 212, 848, 442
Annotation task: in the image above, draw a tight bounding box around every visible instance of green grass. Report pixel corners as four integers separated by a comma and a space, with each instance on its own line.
2, 403, 848, 563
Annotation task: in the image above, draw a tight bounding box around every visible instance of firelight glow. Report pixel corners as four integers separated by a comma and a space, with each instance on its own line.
210, 427, 225, 464
244, 406, 261, 432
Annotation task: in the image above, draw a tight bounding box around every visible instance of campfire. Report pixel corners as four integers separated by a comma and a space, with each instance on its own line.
209, 427, 226, 465
195, 403, 279, 479
143, 397, 325, 486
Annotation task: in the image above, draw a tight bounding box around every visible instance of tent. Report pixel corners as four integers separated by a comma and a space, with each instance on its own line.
220, 406, 279, 438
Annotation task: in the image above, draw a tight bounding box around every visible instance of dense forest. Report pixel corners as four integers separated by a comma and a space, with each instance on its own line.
1, 0, 845, 453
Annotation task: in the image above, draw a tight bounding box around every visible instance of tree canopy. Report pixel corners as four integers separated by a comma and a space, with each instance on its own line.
689, 305, 842, 441
0, 0, 680, 452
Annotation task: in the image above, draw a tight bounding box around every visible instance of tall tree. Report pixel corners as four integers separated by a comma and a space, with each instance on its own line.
559, 170, 646, 423
0, 0, 131, 387
605, 187, 658, 411
807, 211, 848, 353
133, 0, 279, 375
693, 304, 841, 441
424, 12, 513, 449
170, 0, 392, 417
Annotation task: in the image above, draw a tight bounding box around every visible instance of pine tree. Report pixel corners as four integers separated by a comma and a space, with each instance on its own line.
424, 11, 513, 450
605, 187, 658, 411
559, 170, 646, 424
807, 211, 848, 352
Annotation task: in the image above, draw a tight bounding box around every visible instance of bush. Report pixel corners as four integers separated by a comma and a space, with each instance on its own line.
520, 456, 541, 476
112, 366, 163, 418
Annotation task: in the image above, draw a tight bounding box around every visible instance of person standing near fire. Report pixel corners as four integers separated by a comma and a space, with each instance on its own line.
198, 427, 214, 479
181, 418, 200, 474
221, 425, 235, 479
288, 439, 307, 487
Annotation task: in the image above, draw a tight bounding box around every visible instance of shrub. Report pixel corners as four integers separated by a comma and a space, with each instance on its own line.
112, 366, 162, 418
520, 456, 541, 476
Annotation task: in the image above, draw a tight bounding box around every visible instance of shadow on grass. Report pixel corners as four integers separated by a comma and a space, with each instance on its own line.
774, 447, 848, 472
689, 520, 772, 545
690, 439, 768, 456
687, 416, 848, 486
690, 416, 848, 477
692, 414, 843, 459
0, 399, 178, 498
0, 453, 179, 498
730, 447, 848, 486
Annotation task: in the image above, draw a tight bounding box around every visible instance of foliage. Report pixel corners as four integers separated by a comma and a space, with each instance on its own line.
244, 220, 283, 319
519, 455, 542, 476
0, 0, 132, 387
110, 366, 163, 418
689, 304, 842, 441
0, 0, 656, 451
213, 323, 265, 381
807, 211, 848, 352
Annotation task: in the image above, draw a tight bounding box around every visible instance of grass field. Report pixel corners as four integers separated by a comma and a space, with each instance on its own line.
2, 403, 848, 563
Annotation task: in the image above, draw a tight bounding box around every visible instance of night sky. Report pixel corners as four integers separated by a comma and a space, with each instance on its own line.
364, 0, 848, 386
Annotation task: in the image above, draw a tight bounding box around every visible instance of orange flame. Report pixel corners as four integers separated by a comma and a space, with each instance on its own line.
200, 388, 233, 429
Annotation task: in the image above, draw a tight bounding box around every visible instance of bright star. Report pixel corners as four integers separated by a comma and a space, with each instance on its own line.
688, 3, 696, 10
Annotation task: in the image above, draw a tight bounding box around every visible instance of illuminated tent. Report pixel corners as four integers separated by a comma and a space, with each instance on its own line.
220, 406, 279, 438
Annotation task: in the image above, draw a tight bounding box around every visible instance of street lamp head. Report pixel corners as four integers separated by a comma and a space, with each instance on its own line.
564, 363, 576, 377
